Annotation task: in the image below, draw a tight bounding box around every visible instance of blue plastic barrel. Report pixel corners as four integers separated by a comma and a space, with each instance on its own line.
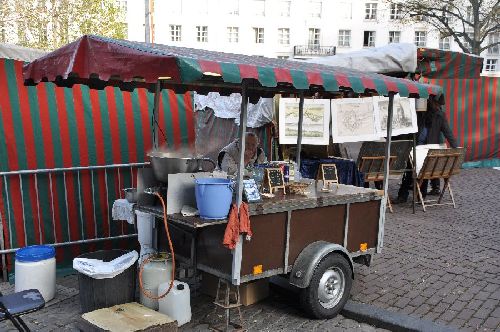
195, 178, 233, 219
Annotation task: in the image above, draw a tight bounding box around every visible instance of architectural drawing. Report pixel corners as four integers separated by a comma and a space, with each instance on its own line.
331, 98, 380, 143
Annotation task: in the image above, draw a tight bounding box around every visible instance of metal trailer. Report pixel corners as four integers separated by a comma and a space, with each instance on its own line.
138, 184, 383, 318
22, 35, 439, 318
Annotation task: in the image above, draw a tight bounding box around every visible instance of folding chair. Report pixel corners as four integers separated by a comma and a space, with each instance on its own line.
415, 148, 466, 212
0, 289, 45, 332
359, 156, 397, 213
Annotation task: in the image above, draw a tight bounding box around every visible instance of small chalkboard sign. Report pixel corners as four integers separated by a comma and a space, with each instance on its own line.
317, 164, 339, 190
263, 168, 286, 194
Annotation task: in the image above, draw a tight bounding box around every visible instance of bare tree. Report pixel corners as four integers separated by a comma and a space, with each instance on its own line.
389, 0, 499, 55
0, 0, 126, 50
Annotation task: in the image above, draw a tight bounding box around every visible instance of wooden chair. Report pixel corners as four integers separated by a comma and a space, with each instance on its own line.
415, 148, 466, 212
359, 156, 397, 213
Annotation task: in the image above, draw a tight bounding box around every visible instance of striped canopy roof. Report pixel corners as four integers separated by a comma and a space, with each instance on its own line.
417, 48, 484, 79
24, 35, 441, 98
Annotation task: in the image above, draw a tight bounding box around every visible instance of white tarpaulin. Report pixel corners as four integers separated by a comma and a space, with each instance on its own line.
0, 43, 47, 62
304, 43, 418, 74
194, 92, 274, 128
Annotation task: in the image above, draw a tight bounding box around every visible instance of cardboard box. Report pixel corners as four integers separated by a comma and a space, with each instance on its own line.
200, 273, 269, 306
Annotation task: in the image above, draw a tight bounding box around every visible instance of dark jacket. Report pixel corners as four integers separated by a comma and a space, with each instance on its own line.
420, 101, 458, 148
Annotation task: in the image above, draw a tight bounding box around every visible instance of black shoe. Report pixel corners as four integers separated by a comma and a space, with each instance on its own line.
428, 188, 441, 196
393, 196, 408, 204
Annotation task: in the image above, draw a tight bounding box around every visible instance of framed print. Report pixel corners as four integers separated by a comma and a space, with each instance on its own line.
331, 97, 380, 143
243, 179, 262, 202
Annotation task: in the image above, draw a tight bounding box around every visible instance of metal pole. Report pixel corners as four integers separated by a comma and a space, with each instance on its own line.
0, 234, 138, 255
231, 81, 249, 285
412, 132, 417, 214
382, 93, 395, 216
152, 81, 161, 149
144, 0, 150, 43
0, 162, 149, 176
296, 92, 305, 169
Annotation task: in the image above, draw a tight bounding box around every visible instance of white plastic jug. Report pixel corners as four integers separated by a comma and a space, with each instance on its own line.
140, 254, 172, 310
158, 280, 191, 326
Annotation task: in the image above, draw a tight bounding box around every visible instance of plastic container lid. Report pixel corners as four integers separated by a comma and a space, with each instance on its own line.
15, 245, 55, 262
177, 284, 185, 290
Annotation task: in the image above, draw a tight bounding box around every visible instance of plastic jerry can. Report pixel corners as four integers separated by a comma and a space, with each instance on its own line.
158, 280, 191, 326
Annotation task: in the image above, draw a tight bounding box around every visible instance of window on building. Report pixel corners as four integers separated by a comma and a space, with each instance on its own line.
439, 35, 451, 50
338, 30, 351, 47
196, 26, 208, 42
278, 28, 290, 45
488, 33, 499, 54
414, 31, 426, 47
277, 56, 289, 59
389, 31, 401, 43
308, 28, 321, 47
363, 31, 376, 47
279, 1, 291, 16
309, 1, 322, 18
227, 27, 239, 43
390, 3, 402, 20
226, 0, 239, 15
253, 0, 266, 16
170, 25, 182, 41
254, 27, 265, 43
365, 3, 377, 20
485, 59, 498, 72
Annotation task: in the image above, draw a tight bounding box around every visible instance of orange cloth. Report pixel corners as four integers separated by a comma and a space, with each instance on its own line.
223, 202, 252, 250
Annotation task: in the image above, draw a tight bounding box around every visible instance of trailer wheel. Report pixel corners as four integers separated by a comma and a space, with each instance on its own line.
300, 253, 352, 319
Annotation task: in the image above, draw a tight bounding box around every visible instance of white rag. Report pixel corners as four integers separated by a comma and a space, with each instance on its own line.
112, 199, 135, 225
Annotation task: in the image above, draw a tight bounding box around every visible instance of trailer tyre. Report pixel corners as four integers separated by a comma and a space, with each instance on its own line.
300, 253, 352, 319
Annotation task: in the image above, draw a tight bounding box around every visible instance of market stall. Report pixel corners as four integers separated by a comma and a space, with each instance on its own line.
23, 35, 441, 322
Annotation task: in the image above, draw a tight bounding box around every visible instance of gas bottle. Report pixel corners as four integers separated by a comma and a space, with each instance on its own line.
158, 280, 191, 326
140, 253, 172, 310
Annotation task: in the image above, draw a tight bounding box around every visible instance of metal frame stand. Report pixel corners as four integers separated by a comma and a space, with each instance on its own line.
210, 278, 244, 332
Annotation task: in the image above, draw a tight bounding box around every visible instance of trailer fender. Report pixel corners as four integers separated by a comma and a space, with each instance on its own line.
289, 241, 354, 288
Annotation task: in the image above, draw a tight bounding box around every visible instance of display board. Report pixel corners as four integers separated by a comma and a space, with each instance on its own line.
357, 140, 413, 172
263, 168, 286, 194
317, 164, 339, 189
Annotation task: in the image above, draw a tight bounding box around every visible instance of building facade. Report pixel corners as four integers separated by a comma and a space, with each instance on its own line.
125, 0, 499, 73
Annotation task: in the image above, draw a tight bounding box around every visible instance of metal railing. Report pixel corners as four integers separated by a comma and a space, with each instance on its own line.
0, 162, 149, 280
293, 45, 336, 57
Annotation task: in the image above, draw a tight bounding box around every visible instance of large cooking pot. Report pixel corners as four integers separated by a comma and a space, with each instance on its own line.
147, 151, 216, 183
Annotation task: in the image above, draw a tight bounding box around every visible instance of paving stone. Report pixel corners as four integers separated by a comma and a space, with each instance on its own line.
482, 316, 500, 329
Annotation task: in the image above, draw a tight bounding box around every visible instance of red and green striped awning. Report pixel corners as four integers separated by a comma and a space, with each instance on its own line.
417, 48, 484, 79
23, 35, 441, 99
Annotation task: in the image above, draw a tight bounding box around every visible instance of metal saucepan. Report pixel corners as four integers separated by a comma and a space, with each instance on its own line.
147, 150, 216, 183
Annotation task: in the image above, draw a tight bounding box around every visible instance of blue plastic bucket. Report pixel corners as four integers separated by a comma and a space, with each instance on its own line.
195, 178, 233, 219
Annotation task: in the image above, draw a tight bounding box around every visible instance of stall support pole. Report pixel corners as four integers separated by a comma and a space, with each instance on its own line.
152, 81, 161, 149
382, 93, 395, 216
296, 92, 305, 169
412, 133, 417, 214
231, 81, 249, 285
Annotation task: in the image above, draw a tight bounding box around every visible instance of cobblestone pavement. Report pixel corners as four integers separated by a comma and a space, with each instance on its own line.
0, 169, 498, 331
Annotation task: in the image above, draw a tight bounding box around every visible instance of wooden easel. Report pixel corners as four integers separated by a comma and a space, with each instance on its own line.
317, 163, 339, 191
263, 168, 286, 194
359, 156, 397, 213
415, 148, 465, 212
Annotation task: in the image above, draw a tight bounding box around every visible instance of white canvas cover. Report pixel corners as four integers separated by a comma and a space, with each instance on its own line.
305, 43, 418, 74
0, 43, 47, 62
194, 92, 274, 128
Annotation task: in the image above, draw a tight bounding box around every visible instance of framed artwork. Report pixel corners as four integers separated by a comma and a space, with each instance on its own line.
331, 97, 380, 143
375, 96, 418, 136
243, 179, 262, 202
279, 98, 331, 145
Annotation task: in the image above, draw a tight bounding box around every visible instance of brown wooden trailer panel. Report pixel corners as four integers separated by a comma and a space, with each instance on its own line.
347, 200, 380, 252
240, 212, 287, 276
288, 205, 346, 264
196, 223, 232, 275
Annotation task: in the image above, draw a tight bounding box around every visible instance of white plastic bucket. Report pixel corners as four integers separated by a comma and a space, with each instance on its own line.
158, 280, 191, 326
15, 245, 56, 302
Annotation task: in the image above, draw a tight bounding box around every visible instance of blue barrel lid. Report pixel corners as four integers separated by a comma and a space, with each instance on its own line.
15, 245, 55, 262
